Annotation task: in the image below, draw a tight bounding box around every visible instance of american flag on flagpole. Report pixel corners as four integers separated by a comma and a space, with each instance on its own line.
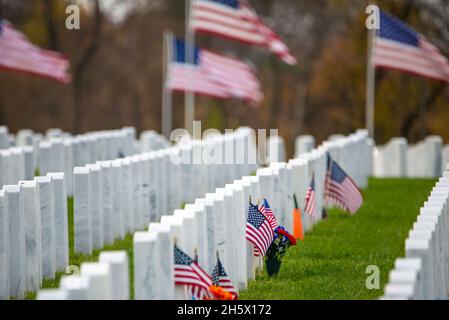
0, 20, 70, 84
304, 174, 317, 217
325, 155, 363, 215
212, 256, 238, 298
246, 202, 274, 257
190, 0, 297, 65
166, 37, 263, 104
174, 245, 213, 300
372, 10, 449, 83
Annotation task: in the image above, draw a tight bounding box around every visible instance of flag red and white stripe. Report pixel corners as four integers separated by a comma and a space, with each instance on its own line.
0, 20, 70, 83
304, 175, 317, 217
190, 0, 297, 65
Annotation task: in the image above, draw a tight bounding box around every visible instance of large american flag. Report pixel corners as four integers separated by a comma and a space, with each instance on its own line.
260, 198, 279, 230
246, 203, 274, 257
304, 174, 317, 217
325, 155, 363, 215
190, 0, 297, 65
212, 256, 238, 298
174, 245, 213, 300
167, 37, 262, 104
373, 10, 449, 83
0, 20, 70, 84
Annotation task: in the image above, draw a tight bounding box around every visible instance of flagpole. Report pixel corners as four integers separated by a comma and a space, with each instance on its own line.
366, 27, 376, 140
162, 31, 174, 139
185, 0, 195, 134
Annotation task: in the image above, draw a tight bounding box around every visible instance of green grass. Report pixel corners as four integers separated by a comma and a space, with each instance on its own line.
26, 178, 435, 300
26, 198, 135, 300
240, 178, 436, 300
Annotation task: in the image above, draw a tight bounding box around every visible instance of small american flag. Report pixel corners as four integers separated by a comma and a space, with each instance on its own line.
246, 202, 274, 257
167, 37, 262, 104
190, 0, 297, 65
373, 10, 449, 83
0, 20, 70, 84
260, 198, 279, 230
305, 174, 317, 217
212, 256, 238, 298
174, 245, 213, 300
325, 155, 363, 215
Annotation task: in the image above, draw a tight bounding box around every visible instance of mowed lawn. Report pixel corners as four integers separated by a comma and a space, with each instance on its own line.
240, 178, 436, 300
28, 178, 434, 300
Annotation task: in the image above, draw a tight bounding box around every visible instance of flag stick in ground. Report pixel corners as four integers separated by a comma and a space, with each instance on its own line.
162, 31, 174, 139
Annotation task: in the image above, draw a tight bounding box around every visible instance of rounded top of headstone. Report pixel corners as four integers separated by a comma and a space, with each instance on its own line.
80, 262, 111, 276
73, 167, 90, 175
19, 180, 37, 188
99, 251, 128, 264
134, 231, 157, 243
2, 184, 21, 193
47, 172, 65, 180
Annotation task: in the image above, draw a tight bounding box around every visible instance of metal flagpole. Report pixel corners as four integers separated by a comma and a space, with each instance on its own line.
366, 28, 376, 140
162, 31, 174, 139
185, 0, 195, 134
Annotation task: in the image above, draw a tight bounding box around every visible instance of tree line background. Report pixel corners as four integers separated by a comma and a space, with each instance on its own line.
0, 0, 448, 157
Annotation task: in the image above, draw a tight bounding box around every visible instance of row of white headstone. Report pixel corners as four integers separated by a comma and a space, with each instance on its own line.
0, 172, 69, 299
73, 128, 258, 256
382, 166, 449, 300
131, 130, 371, 300
1, 127, 139, 195
36, 251, 130, 300
373, 136, 445, 178
0, 146, 35, 187
35, 130, 370, 300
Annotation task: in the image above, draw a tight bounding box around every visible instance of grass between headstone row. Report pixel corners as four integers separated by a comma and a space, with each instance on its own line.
240, 178, 436, 300
26, 198, 135, 300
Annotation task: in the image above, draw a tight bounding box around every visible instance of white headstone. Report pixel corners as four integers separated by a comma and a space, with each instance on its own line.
87, 164, 104, 248
73, 167, 92, 255
20, 180, 42, 292
59, 275, 91, 300
34, 176, 57, 281
3, 185, 26, 298
111, 160, 124, 240
0, 190, 9, 299
47, 173, 69, 271
99, 251, 129, 300
98, 161, 114, 245
133, 231, 158, 300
